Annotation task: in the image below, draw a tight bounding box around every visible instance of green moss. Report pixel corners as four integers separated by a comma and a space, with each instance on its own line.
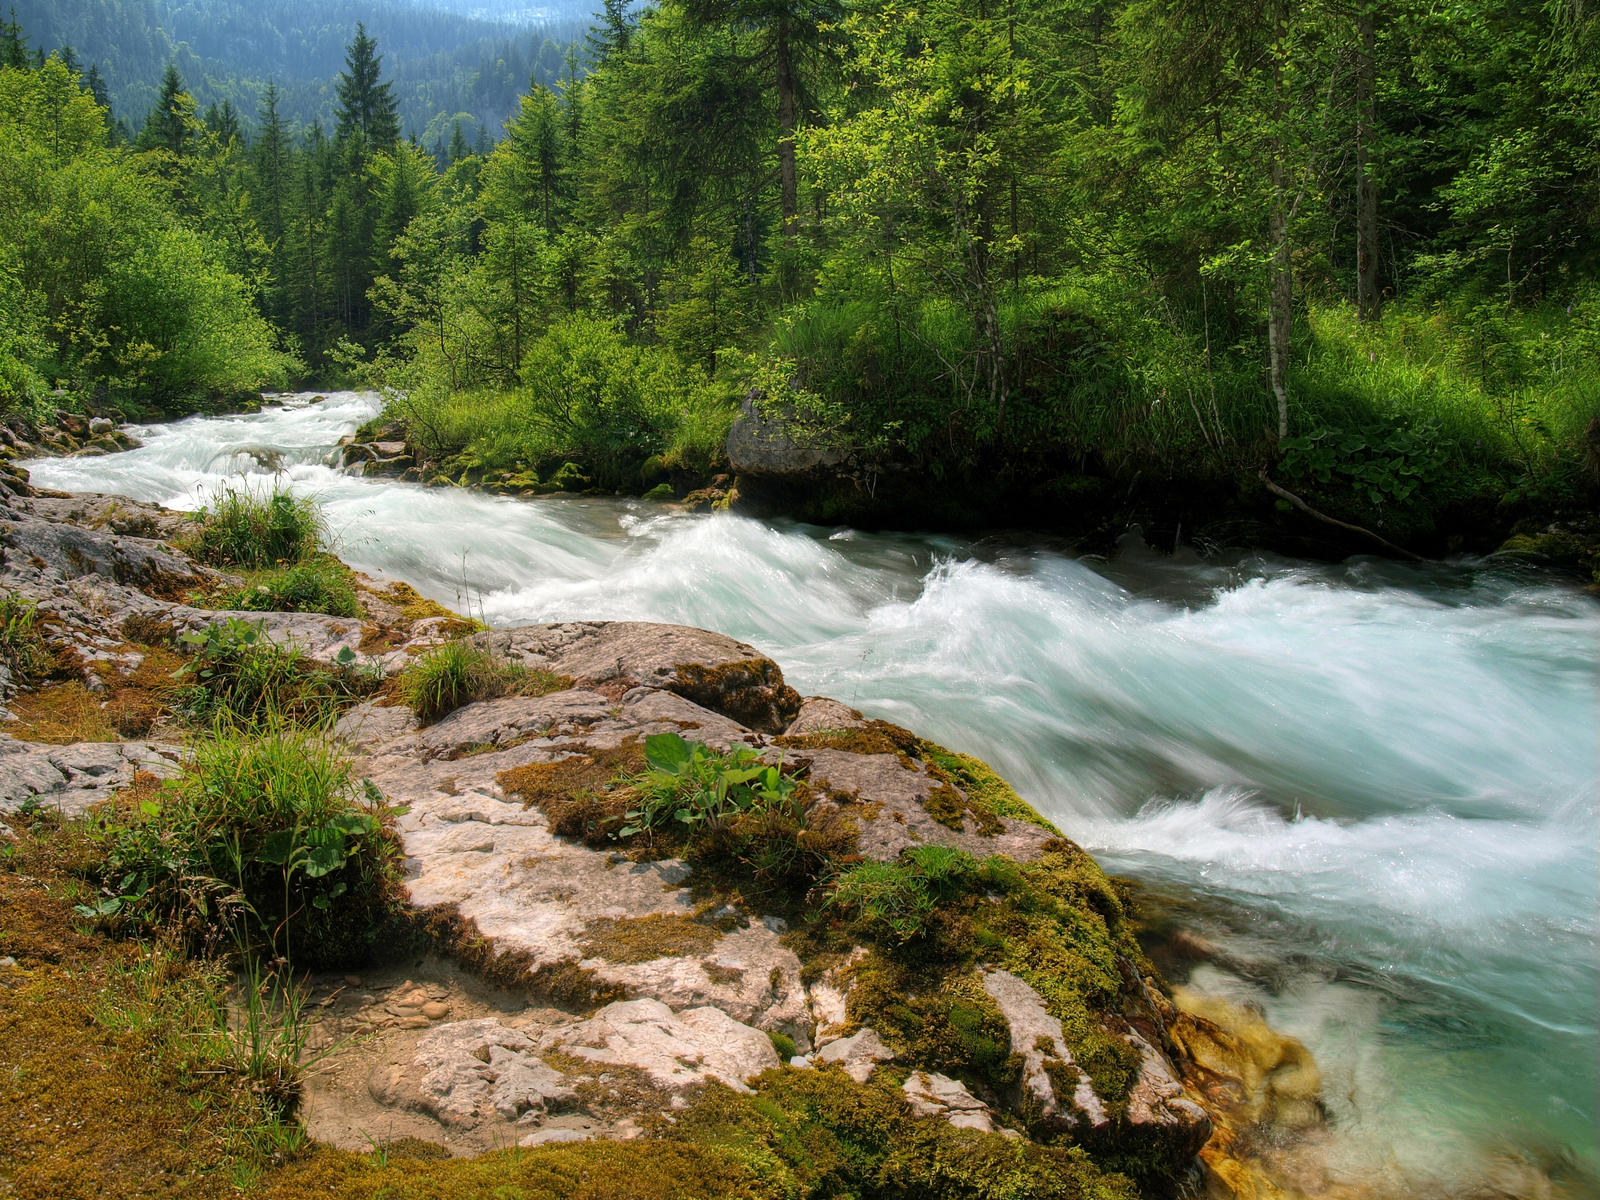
0, 830, 300, 1199
847, 956, 1024, 1100
918, 742, 1061, 835
827, 845, 1151, 1134
668, 1069, 1139, 1200
767, 1030, 799, 1059
578, 914, 723, 964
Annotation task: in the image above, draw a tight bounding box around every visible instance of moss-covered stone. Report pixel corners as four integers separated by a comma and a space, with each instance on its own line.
670, 657, 802, 733
578, 914, 724, 964
497, 741, 648, 847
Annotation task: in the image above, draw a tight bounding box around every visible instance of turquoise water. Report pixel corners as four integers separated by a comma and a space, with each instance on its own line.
25, 393, 1600, 1195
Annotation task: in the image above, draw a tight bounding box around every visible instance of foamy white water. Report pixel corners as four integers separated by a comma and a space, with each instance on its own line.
24, 393, 1600, 1193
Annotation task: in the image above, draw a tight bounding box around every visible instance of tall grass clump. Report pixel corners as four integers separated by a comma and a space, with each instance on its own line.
190, 484, 324, 568
81, 723, 401, 970
0, 592, 53, 683
398, 637, 569, 722
172, 617, 369, 728
214, 555, 362, 619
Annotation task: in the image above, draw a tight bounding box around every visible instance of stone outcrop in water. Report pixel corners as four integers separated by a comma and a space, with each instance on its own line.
0, 484, 1322, 1197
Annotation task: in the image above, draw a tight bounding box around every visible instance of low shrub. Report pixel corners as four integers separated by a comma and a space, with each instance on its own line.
80, 725, 401, 970
214, 555, 362, 619
620, 732, 801, 837
398, 638, 567, 722
173, 617, 366, 728
189, 485, 324, 568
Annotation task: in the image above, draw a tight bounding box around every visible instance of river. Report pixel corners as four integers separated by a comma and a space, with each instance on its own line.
22, 392, 1600, 1197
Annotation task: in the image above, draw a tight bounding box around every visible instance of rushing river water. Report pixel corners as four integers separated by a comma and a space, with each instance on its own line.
24, 393, 1600, 1196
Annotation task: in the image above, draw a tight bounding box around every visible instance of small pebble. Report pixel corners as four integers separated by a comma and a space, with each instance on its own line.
0, 956, 17, 969
344, 975, 363, 987
397, 1016, 431, 1030
421, 1001, 450, 1020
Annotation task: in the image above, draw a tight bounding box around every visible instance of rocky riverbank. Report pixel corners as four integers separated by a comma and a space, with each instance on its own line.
0, 476, 1348, 1198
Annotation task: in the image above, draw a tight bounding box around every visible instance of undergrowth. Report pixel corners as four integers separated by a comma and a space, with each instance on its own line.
78, 726, 404, 970
172, 617, 372, 728
0, 821, 305, 1198
187, 484, 326, 569
213, 554, 363, 619
398, 637, 568, 722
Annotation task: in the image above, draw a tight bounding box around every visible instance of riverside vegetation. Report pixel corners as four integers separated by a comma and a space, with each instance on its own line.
2, 4, 1596, 559
0, 483, 1335, 1199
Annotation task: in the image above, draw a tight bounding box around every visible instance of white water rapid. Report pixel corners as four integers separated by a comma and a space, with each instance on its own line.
23, 393, 1600, 1196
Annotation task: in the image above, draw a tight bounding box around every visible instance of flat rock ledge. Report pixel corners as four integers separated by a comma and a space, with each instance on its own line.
0, 488, 1294, 1193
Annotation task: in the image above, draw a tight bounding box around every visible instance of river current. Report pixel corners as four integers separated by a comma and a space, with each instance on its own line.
24, 393, 1599, 1195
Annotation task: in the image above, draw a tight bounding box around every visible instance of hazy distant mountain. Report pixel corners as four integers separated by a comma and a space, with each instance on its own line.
9, 0, 593, 145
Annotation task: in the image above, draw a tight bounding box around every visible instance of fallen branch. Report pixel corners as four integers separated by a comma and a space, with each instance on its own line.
1258, 469, 1426, 561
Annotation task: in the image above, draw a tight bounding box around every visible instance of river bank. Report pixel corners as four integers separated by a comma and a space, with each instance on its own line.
7, 392, 1597, 1198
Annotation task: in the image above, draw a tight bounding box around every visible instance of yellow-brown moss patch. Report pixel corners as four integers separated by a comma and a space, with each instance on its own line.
410, 904, 626, 1011
497, 741, 647, 847
0, 829, 286, 1199
670, 658, 801, 733
578, 914, 723, 964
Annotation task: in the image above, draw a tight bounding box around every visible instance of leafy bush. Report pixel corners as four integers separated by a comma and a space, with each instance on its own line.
398, 638, 567, 722
190, 485, 324, 569
173, 617, 364, 727
391, 317, 737, 491
215, 555, 362, 618
620, 732, 800, 837
80, 725, 401, 969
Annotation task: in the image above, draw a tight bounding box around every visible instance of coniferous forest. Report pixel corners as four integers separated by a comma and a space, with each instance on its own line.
0, 0, 1596, 546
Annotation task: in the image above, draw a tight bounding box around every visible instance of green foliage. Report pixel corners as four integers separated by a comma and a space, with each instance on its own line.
0, 57, 296, 410
0, 592, 52, 684
79, 724, 401, 969
391, 316, 738, 492
620, 732, 800, 837
189, 486, 324, 569
214, 555, 362, 619
172, 618, 362, 728
826, 845, 980, 944
397, 637, 566, 722
1279, 422, 1448, 510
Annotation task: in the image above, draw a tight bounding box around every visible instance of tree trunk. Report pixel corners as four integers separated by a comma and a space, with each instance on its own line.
1355, 3, 1380, 321
776, 14, 797, 233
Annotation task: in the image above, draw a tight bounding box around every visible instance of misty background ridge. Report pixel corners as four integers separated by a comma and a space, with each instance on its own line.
8, 0, 599, 147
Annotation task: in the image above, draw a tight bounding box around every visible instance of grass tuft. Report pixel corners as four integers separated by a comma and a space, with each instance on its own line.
397, 638, 569, 722
188, 484, 325, 569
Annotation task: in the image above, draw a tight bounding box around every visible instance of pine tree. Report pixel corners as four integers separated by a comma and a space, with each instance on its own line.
137, 63, 194, 157
448, 119, 469, 164
335, 24, 400, 153
205, 98, 242, 147
84, 63, 109, 110
1, 9, 30, 70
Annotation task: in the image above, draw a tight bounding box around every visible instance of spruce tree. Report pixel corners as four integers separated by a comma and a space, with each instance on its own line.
335, 24, 400, 152
137, 63, 193, 157
1, 10, 29, 70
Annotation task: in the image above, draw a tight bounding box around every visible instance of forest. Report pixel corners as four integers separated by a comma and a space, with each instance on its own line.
0, 0, 1596, 544
5, 0, 587, 148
